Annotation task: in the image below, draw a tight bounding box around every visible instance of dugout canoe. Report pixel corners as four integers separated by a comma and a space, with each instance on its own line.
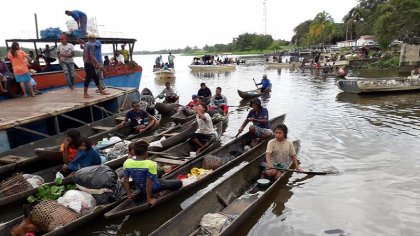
0, 123, 192, 210
0, 111, 133, 179
337, 75, 420, 94
170, 108, 196, 124
140, 88, 156, 114
104, 121, 224, 219
104, 114, 285, 219
150, 139, 300, 236
155, 102, 179, 115
265, 62, 297, 69
237, 88, 271, 99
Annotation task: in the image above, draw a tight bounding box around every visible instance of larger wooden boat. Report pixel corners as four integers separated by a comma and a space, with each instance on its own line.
1, 37, 142, 100
104, 114, 285, 219
337, 75, 420, 94
150, 140, 300, 236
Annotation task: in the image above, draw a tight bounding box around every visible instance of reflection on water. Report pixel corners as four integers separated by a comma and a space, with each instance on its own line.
72, 54, 420, 236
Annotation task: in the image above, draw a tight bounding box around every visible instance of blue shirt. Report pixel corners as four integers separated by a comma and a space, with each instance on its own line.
258, 78, 271, 90
123, 159, 161, 194
95, 40, 103, 64
125, 110, 150, 129
68, 148, 101, 171
247, 108, 270, 129
70, 10, 86, 21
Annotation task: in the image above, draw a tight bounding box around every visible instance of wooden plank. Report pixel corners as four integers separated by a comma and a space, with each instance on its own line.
153, 157, 186, 165
163, 132, 179, 137
0, 155, 28, 164
91, 126, 114, 132
115, 117, 126, 122
0, 87, 136, 131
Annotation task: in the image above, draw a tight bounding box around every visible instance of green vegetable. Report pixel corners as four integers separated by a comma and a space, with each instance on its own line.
27, 181, 76, 203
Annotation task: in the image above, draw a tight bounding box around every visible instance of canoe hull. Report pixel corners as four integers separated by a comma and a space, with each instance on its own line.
337, 76, 420, 94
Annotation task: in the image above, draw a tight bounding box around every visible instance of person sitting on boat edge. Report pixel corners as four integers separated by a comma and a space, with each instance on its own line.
186, 94, 200, 109
123, 140, 183, 206
158, 82, 179, 103
209, 87, 228, 116
261, 124, 303, 179
61, 128, 82, 166
117, 101, 160, 134
0, 55, 12, 93
256, 74, 272, 93
238, 98, 272, 147
115, 50, 125, 65
197, 82, 212, 105
62, 137, 101, 174
190, 103, 217, 154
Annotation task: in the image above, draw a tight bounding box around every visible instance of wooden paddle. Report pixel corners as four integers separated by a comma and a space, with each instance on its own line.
268, 166, 335, 175
252, 78, 259, 89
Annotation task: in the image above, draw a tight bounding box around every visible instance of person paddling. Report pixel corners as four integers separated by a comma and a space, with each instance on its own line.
256, 74, 272, 93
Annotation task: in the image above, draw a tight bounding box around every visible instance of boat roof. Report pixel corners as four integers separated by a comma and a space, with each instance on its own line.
5, 37, 136, 45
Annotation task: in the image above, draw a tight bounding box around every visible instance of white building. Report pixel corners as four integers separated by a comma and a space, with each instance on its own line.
337, 40, 357, 48
356, 35, 379, 47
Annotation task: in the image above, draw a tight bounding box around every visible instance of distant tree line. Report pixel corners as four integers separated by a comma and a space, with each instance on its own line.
291, 0, 420, 48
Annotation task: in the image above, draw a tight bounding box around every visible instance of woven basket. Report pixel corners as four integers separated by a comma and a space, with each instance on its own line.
32, 200, 80, 232
0, 173, 33, 196
202, 155, 223, 170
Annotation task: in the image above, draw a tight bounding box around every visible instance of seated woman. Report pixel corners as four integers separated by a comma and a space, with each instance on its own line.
62, 137, 101, 174
61, 128, 82, 165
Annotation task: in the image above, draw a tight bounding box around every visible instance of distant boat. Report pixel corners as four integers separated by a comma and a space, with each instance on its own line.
189, 54, 236, 71
265, 62, 297, 69
188, 64, 236, 71
337, 75, 420, 94
154, 68, 175, 79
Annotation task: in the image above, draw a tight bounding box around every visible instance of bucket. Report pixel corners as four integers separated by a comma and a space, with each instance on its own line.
257, 179, 270, 188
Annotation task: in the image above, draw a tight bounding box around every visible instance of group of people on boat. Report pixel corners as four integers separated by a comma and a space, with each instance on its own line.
154, 52, 175, 71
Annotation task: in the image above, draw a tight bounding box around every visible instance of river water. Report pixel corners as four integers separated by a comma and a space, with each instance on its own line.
75, 54, 420, 235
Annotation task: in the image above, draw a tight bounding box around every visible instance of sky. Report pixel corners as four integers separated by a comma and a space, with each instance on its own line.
1, 0, 358, 52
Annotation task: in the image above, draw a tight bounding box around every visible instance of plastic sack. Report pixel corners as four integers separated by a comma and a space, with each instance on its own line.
22, 174, 44, 188
199, 213, 230, 235
57, 190, 96, 215
40, 27, 62, 39
73, 165, 119, 204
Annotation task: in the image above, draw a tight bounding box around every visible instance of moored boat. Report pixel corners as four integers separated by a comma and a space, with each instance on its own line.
170, 108, 195, 124
237, 88, 271, 99
150, 140, 300, 236
337, 75, 420, 94
104, 121, 224, 219
188, 64, 236, 71
104, 114, 285, 219
265, 62, 297, 69
155, 102, 179, 115
140, 88, 156, 114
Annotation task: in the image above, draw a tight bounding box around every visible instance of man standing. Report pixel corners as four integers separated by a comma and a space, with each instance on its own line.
40, 44, 57, 63
82, 32, 108, 98
168, 52, 175, 68
57, 35, 75, 89
65, 10, 88, 36
120, 44, 129, 64
238, 98, 272, 146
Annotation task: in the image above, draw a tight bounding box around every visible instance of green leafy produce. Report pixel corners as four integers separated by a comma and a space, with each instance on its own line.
27, 178, 76, 203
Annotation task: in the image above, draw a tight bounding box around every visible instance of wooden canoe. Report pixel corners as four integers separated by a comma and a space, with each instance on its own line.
155, 102, 179, 115
0, 122, 192, 211
170, 108, 196, 124
150, 139, 300, 236
0, 111, 132, 179
154, 68, 175, 80
104, 121, 224, 219
237, 88, 271, 99
265, 62, 297, 69
337, 75, 420, 94
140, 87, 156, 114
104, 114, 285, 219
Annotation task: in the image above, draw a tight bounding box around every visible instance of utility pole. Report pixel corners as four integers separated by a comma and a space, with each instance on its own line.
34, 13, 39, 39
263, 0, 267, 35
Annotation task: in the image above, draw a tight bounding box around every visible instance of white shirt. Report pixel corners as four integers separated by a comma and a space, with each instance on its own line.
196, 113, 215, 135
57, 43, 75, 63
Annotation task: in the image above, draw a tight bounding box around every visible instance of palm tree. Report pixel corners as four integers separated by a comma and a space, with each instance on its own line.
309, 11, 334, 46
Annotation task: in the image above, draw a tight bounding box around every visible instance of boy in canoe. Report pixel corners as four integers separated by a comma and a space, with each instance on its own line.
190, 103, 217, 154
261, 124, 303, 179
238, 98, 272, 146
123, 140, 182, 206
117, 101, 159, 133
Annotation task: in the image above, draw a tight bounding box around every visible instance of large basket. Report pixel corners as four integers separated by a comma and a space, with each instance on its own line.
0, 173, 33, 196
32, 200, 80, 232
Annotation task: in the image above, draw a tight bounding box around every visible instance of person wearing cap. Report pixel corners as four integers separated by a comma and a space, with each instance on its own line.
57, 35, 75, 89
158, 82, 178, 103
197, 82, 212, 105
117, 101, 159, 133
238, 98, 272, 146
190, 102, 216, 154
82, 32, 109, 98
187, 94, 201, 109
256, 74, 272, 93
65, 10, 87, 36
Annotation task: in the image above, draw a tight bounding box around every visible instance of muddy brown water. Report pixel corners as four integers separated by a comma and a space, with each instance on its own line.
16, 55, 420, 235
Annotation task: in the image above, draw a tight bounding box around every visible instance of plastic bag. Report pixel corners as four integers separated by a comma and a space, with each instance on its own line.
22, 174, 44, 188
57, 190, 96, 215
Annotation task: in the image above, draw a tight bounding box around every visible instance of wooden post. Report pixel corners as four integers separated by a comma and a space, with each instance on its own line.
34, 13, 39, 39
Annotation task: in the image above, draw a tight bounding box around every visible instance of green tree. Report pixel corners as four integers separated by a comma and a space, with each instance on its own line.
292, 20, 312, 45
308, 11, 334, 45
